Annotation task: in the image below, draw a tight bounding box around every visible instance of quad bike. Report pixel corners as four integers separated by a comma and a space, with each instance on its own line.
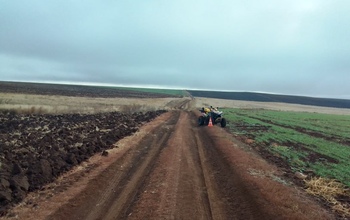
198, 108, 227, 128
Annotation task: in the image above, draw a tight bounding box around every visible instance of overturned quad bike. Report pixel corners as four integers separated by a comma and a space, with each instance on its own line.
198, 109, 227, 127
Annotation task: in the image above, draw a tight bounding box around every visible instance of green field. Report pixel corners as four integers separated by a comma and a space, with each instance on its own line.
109, 86, 188, 97
223, 108, 350, 187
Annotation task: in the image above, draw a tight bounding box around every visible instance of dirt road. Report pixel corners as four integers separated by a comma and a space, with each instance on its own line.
4, 110, 334, 220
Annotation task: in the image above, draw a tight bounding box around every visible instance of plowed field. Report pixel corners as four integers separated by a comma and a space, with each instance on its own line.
2, 110, 335, 220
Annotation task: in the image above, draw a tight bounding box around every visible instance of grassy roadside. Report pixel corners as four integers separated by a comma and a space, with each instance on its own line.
223, 108, 350, 216
223, 108, 350, 187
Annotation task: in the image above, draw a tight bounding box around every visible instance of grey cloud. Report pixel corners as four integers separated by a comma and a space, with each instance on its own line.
1, 0, 350, 98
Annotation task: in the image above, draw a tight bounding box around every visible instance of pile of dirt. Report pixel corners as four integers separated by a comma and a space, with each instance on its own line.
0, 110, 166, 214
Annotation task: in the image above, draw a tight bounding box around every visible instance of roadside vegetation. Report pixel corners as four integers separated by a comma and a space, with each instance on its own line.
0, 94, 185, 115
223, 108, 350, 216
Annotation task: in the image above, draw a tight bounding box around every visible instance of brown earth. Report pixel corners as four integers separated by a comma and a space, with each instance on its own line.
0, 110, 166, 213
2, 110, 336, 220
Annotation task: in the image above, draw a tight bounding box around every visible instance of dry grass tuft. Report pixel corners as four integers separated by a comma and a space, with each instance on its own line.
0, 98, 11, 104
119, 104, 156, 114
305, 177, 350, 217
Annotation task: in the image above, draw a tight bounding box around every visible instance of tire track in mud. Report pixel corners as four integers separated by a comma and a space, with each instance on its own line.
47, 110, 271, 220
41, 109, 277, 220
176, 99, 192, 110
117, 111, 269, 220
47, 111, 180, 220
193, 124, 268, 219
124, 111, 213, 219
162, 112, 212, 219
102, 127, 171, 220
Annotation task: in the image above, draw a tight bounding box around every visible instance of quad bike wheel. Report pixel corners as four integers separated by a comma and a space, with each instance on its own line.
220, 118, 227, 127
198, 116, 205, 126
205, 117, 210, 125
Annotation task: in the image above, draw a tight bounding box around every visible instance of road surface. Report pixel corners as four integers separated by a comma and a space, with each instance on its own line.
4, 110, 334, 220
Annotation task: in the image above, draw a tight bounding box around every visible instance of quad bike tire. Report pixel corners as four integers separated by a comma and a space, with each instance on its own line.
198, 116, 205, 126
205, 117, 210, 125
220, 118, 227, 128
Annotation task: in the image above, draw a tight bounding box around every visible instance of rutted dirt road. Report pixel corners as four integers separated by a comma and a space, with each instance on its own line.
3, 110, 335, 220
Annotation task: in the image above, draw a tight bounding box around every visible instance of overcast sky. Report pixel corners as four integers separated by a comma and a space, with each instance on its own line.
1, 1, 349, 98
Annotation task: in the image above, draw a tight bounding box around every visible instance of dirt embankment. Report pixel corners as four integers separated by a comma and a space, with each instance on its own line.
2, 110, 335, 220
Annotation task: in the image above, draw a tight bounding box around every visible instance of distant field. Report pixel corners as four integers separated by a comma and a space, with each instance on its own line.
0, 81, 185, 98
0, 81, 191, 114
194, 97, 350, 115
188, 90, 350, 109
108, 86, 187, 97
223, 108, 350, 187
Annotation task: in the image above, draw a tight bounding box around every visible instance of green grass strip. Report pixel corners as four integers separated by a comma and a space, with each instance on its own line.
222, 108, 350, 187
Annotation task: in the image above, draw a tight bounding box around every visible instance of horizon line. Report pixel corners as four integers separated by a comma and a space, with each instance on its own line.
1, 79, 349, 100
